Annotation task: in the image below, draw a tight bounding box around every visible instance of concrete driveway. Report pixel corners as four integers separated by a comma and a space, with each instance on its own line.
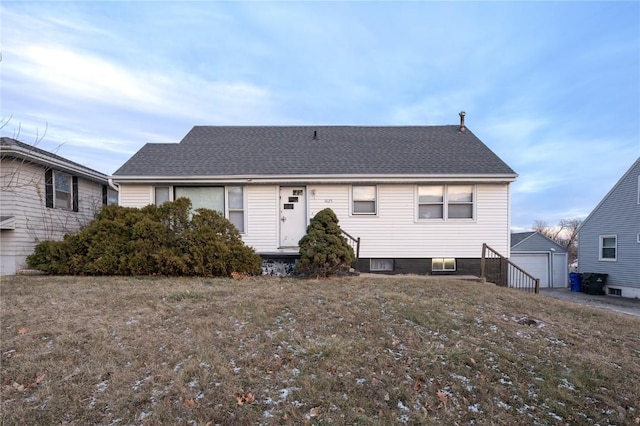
540, 288, 640, 318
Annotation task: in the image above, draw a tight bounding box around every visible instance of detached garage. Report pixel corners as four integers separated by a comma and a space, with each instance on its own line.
510, 232, 568, 288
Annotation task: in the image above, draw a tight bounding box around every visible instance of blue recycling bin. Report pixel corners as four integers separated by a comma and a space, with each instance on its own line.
569, 272, 582, 292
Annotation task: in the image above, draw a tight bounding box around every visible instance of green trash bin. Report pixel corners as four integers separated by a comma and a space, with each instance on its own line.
582, 273, 607, 295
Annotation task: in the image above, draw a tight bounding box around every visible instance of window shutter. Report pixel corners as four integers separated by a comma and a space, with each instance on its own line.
45, 169, 54, 208
102, 185, 108, 205
72, 176, 79, 212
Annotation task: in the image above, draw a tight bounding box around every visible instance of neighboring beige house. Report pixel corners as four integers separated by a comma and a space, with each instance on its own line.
0, 137, 117, 275
112, 114, 518, 275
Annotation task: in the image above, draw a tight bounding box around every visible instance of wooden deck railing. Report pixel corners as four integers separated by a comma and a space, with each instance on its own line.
480, 243, 540, 294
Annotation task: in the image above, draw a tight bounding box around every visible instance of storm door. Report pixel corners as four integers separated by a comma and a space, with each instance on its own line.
279, 187, 307, 248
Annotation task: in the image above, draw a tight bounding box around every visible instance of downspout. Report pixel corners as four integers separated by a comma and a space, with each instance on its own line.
108, 178, 120, 204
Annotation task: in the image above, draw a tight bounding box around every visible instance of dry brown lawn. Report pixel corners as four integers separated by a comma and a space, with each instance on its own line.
1, 275, 639, 425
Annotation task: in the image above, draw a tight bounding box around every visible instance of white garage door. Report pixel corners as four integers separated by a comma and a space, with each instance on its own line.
511, 253, 549, 288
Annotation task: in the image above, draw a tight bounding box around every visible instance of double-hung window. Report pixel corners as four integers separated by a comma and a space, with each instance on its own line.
54, 171, 72, 210
45, 169, 78, 211
418, 185, 474, 220
352, 185, 377, 215
227, 186, 244, 233
599, 235, 617, 261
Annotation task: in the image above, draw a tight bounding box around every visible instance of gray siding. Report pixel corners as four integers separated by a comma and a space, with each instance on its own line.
578, 158, 640, 289
0, 159, 106, 274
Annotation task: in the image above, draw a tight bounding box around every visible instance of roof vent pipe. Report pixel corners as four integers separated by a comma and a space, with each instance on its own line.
313, 130, 318, 140
459, 111, 466, 133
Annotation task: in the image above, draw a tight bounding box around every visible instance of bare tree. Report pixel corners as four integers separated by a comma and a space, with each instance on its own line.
533, 218, 582, 263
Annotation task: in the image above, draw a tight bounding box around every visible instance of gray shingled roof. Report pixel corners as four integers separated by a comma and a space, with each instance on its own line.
113, 126, 516, 177
1, 137, 108, 181
511, 231, 567, 253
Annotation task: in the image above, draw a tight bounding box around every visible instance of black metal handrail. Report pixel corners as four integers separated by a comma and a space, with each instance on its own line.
342, 230, 360, 263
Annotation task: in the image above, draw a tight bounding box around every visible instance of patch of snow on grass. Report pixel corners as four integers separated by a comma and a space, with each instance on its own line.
468, 403, 481, 413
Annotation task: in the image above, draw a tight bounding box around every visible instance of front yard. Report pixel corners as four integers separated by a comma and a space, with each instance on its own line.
1, 275, 639, 425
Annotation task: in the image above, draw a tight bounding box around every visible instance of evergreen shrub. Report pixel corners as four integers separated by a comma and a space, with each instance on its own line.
26, 198, 262, 277
296, 208, 355, 277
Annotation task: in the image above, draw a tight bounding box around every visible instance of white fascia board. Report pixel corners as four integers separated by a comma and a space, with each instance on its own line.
112, 173, 518, 185
1, 145, 108, 184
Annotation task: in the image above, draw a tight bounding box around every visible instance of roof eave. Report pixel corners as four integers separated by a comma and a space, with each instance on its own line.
1, 145, 108, 184
112, 173, 518, 185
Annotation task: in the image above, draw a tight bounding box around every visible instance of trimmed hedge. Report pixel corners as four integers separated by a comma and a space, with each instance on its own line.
296, 208, 355, 277
27, 198, 262, 277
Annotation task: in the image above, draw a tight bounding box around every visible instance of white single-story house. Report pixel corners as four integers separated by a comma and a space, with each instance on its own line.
0, 137, 117, 275
578, 157, 640, 298
510, 231, 568, 288
112, 113, 518, 275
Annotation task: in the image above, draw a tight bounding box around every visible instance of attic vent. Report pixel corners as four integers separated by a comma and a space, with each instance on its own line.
459, 111, 466, 133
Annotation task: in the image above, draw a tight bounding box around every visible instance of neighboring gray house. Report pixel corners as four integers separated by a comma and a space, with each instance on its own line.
0, 138, 117, 275
577, 157, 640, 298
510, 231, 568, 288
112, 114, 518, 275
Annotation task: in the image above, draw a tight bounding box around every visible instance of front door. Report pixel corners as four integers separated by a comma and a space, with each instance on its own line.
279, 187, 307, 248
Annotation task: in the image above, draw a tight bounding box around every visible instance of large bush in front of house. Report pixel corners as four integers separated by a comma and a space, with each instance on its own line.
296, 208, 355, 278
26, 198, 262, 277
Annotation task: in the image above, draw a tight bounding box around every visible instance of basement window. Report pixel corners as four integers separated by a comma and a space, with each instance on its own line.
370, 259, 394, 272
608, 288, 622, 297
432, 258, 456, 272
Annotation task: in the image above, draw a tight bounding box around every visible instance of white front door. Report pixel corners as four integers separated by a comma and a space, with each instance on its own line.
279, 187, 307, 248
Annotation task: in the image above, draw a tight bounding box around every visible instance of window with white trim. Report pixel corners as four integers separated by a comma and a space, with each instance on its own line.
432, 258, 456, 272
418, 185, 474, 219
227, 186, 244, 233
599, 235, 617, 261
352, 185, 377, 215
173, 186, 246, 233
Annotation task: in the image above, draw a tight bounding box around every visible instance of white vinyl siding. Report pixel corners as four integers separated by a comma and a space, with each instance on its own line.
116, 182, 511, 259
120, 185, 153, 208
241, 185, 278, 252
309, 183, 510, 258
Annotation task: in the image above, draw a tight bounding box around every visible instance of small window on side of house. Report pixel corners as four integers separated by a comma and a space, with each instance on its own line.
54, 171, 72, 210
432, 258, 456, 272
370, 259, 394, 272
155, 186, 170, 206
227, 186, 244, 233
107, 188, 118, 205
599, 235, 617, 261
352, 185, 377, 215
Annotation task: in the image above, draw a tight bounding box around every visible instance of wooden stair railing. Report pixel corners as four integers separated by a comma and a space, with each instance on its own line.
481, 243, 540, 294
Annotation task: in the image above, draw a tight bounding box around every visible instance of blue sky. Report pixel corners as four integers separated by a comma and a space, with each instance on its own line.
2, 1, 639, 231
